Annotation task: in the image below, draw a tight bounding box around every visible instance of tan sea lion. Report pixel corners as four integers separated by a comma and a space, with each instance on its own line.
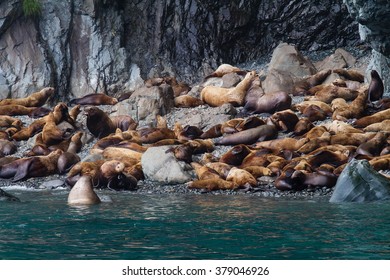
187, 178, 237, 191
0, 105, 36, 116
205, 162, 232, 178
0, 87, 54, 107
67, 175, 101, 205
174, 95, 204, 108
364, 120, 390, 133
69, 93, 118, 106
191, 162, 221, 180
368, 70, 384, 102
331, 86, 368, 121
201, 71, 256, 107
253, 137, 309, 152
354, 108, 390, 128
292, 100, 333, 115
242, 166, 273, 177
138, 127, 176, 144
42, 112, 69, 146
226, 167, 257, 188
302, 104, 329, 122
330, 132, 376, 146
305, 84, 359, 104
204, 64, 246, 80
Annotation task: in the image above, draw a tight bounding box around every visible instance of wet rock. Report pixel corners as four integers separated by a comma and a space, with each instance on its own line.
0, 188, 20, 202
141, 146, 195, 184
330, 159, 390, 202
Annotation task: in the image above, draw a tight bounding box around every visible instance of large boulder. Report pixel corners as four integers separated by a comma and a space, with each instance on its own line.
330, 159, 390, 203
141, 146, 195, 184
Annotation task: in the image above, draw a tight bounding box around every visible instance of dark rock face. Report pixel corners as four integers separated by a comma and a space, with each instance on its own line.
343, 1, 390, 91
330, 160, 390, 203
0, 0, 359, 100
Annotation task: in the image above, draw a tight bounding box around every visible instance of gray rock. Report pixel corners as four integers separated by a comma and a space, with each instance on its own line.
141, 146, 195, 184
0, 188, 20, 202
330, 159, 390, 203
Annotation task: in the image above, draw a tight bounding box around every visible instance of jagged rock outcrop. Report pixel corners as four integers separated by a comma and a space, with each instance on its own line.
343, 0, 390, 91
0, 0, 359, 101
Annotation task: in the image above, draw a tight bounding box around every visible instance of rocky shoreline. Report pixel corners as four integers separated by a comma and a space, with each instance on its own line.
1, 43, 385, 202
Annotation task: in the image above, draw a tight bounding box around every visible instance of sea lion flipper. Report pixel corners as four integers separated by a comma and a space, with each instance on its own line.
12, 159, 34, 182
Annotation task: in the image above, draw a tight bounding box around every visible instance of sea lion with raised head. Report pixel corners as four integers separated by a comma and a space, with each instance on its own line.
85, 106, 116, 139
67, 175, 101, 205
368, 70, 384, 102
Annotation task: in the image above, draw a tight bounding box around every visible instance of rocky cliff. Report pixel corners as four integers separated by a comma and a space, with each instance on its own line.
0, 0, 359, 101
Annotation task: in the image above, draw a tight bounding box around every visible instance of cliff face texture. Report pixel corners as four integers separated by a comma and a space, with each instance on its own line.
343, 0, 390, 91
0, 0, 359, 101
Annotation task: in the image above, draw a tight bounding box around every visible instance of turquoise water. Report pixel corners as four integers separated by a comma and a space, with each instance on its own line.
1, 187, 390, 260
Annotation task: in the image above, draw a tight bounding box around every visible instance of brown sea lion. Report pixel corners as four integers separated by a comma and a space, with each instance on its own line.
291, 170, 338, 189
0, 149, 63, 181
215, 124, 278, 146
200, 124, 222, 139
275, 168, 306, 191
57, 152, 81, 174
333, 69, 365, 82
204, 64, 246, 80
219, 144, 252, 166
85, 106, 116, 139
42, 112, 70, 146
102, 147, 143, 162
242, 166, 273, 177
69, 93, 118, 106
0, 87, 54, 107
110, 115, 138, 131
269, 109, 300, 132
244, 90, 292, 114
174, 95, 204, 108
238, 149, 274, 169
138, 127, 176, 144
66, 160, 104, 187
364, 120, 390, 133
354, 132, 388, 157
324, 120, 362, 134
302, 104, 329, 122
0, 105, 36, 116
331, 86, 368, 121
305, 84, 359, 104
0, 116, 23, 129
330, 132, 377, 146
220, 118, 245, 134
0, 139, 17, 156
201, 71, 256, 107
293, 69, 332, 96
166, 144, 194, 164
28, 107, 51, 118
67, 175, 101, 205
368, 70, 384, 102
294, 118, 314, 136
205, 162, 232, 178
100, 160, 125, 182
174, 123, 203, 141
253, 137, 309, 152
354, 108, 390, 128
292, 100, 333, 115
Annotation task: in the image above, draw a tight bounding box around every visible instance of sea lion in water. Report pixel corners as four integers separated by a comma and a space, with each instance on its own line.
0, 87, 54, 107
67, 175, 101, 205
201, 71, 256, 107
69, 93, 118, 106
368, 70, 384, 102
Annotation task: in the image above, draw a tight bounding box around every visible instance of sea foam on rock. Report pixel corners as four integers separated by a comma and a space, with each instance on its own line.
330, 159, 390, 203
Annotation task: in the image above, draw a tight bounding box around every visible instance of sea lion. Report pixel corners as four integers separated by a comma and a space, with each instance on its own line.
187, 178, 237, 191
200, 124, 222, 139
354, 108, 390, 128
191, 162, 221, 180
292, 100, 333, 115
324, 120, 362, 134
0, 105, 36, 116
0, 116, 23, 129
302, 104, 329, 122
291, 170, 338, 189
110, 115, 138, 131
368, 70, 384, 102
28, 107, 51, 118
85, 106, 116, 139
305, 84, 359, 104
275, 168, 306, 191
138, 127, 176, 144
201, 71, 256, 107
205, 162, 232, 178
67, 175, 101, 205
214, 124, 278, 146
99, 160, 125, 184
242, 166, 273, 177
253, 137, 309, 152
42, 112, 70, 146
0, 140, 17, 156
0, 87, 54, 107
226, 167, 257, 188
174, 95, 204, 108
269, 109, 300, 132
294, 118, 314, 136
354, 132, 388, 157
333, 69, 365, 82
364, 120, 390, 133
220, 118, 245, 134
57, 152, 81, 174
244, 88, 292, 114
204, 64, 246, 80
219, 144, 252, 166
293, 69, 332, 96
0, 149, 63, 181
69, 93, 118, 106
167, 144, 194, 163
331, 86, 368, 121
174, 123, 203, 141
330, 132, 377, 146
66, 160, 104, 187
102, 147, 143, 162
238, 149, 273, 169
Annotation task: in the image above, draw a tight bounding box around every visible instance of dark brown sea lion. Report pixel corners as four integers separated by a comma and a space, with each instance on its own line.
354, 132, 388, 157
354, 108, 390, 128
219, 144, 252, 166
85, 106, 116, 139
291, 170, 338, 189
244, 90, 292, 114
69, 93, 118, 106
368, 70, 384, 102
302, 104, 329, 122
214, 124, 278, 146
236, 116, 265, 131
201, 71, 256, 107
292, 100, 332, 115
293, 69, 332, 96
174, 123, 203, 141
0, 149, 63, 181
294, 118, 314, 136
0, 87, 54, 107
138, 127, 176, 144
269, 109, 300, 132
110, 115, 138, 131
67, 175, 101, 205
200, 124, 223, 139
275, 168, 306, 191
28, 107, 51, 118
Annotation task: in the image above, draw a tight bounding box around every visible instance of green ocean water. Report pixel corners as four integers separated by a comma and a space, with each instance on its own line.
1, 187, 390, 260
